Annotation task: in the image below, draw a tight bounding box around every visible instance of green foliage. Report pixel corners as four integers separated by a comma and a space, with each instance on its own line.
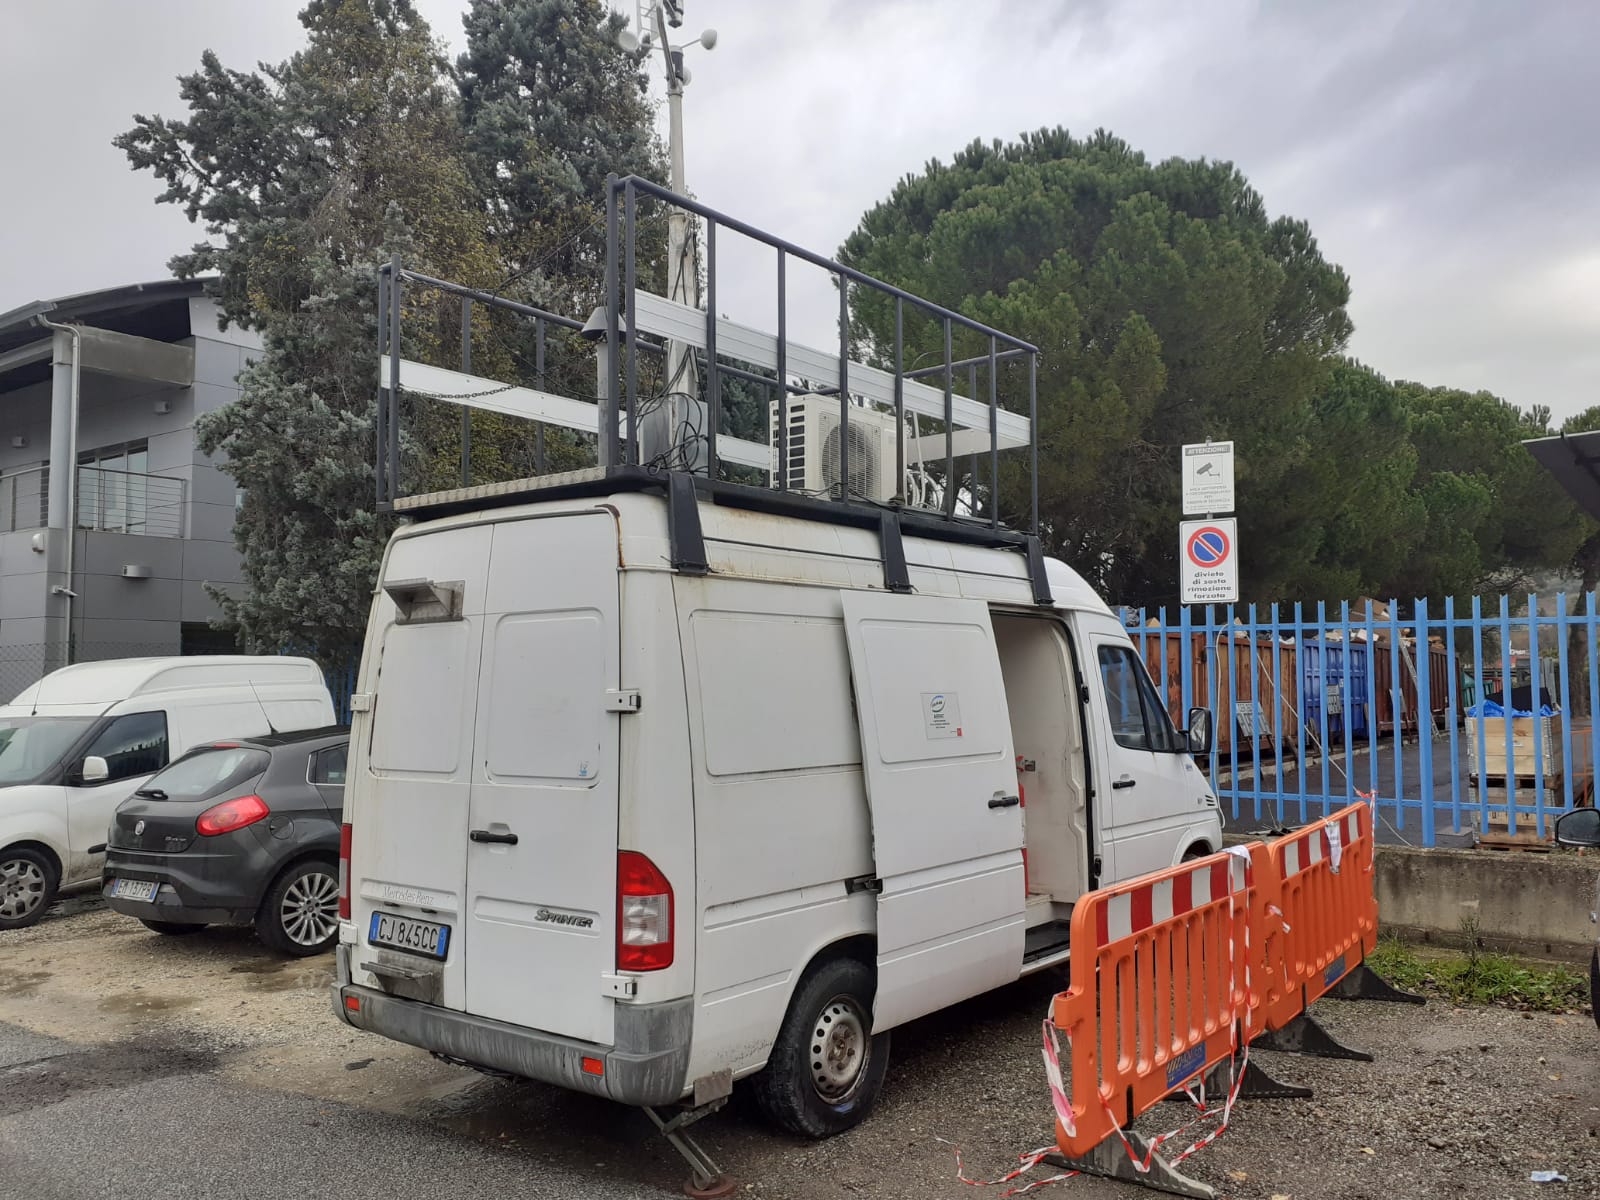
1388, 383, 1588, 597
118, 0, 661, 663
1367, 935, 1591, 1014
841, 127, 1594, 606
840, 129, 1354, 604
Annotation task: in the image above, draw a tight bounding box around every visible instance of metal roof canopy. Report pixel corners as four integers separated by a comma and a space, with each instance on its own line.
1523, 430, 1600, 522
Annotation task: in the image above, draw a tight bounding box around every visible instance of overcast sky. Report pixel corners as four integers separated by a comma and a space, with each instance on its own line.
2, 0, 1596, 419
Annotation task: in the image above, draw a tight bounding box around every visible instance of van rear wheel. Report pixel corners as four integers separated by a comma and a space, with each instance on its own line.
752, 957, 889, 1138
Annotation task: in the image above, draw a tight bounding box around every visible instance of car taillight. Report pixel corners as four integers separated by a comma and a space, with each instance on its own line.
339, 822, 353, 920
195, 794, 270, 837
617, 851, 673, 971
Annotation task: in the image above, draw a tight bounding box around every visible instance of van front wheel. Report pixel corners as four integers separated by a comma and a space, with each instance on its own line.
752, 957, 890, 1138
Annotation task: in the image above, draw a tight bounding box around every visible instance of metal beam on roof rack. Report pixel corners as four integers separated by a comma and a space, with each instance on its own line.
629, 291, 1032, 451
376, 357, 773, 471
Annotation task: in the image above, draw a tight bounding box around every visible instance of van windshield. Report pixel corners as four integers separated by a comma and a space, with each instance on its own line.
0, 716, 98, 786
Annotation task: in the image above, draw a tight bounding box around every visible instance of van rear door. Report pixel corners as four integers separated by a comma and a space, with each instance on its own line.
362, 525, 493, 1011
462, 512, 621, 1047
839, 592, 1026, 1030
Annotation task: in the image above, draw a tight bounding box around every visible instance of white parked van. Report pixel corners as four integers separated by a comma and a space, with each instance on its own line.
0, 656, 335, 929
333, 491, 1222, 1137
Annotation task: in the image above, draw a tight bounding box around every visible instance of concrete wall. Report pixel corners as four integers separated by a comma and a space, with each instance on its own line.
1376, 844, 1599, 962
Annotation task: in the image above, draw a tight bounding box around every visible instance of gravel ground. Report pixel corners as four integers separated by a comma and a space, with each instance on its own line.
3, 894, 1596, 1199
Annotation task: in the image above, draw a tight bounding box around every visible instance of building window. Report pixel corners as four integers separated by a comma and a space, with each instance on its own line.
77, 440, 149, 533
181, 623, 240, 656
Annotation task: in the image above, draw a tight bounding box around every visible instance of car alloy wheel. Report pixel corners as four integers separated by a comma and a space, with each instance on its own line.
279, 868, 340, 948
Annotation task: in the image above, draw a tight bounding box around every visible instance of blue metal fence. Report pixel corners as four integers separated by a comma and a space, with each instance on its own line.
1122, 595, 1600, 847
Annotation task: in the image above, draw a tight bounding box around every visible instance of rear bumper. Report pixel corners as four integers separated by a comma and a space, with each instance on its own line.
331, 946, 692, 1106
102, 847, 258, 926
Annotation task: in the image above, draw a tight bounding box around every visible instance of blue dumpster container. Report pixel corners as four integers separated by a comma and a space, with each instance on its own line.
1301, 639, 1369, 740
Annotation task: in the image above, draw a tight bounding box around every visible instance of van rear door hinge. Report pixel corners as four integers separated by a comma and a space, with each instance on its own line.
604, 690, 642, 713
844, 875, 882, 896
349, 692, 374, 713
601, 973, 638, 998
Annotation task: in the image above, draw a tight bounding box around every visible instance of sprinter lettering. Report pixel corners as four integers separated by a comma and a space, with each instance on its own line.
535, 908, 595, 929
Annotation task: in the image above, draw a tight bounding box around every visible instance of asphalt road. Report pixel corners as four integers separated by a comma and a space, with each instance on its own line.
3, 896, 1596, 1200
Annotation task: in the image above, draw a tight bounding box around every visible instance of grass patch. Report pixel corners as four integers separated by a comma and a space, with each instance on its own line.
1366, 936, 1591, 1014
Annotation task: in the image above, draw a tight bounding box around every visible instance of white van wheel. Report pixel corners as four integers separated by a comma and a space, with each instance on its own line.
752, 957, 890, 1138
0, 847, 57, 931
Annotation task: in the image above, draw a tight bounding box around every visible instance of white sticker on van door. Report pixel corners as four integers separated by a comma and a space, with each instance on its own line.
921, 692, 964, 739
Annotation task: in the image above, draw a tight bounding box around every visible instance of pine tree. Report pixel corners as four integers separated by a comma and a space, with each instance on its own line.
117, 0, 664, 664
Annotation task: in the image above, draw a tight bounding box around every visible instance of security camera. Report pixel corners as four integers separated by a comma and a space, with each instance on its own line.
580, 307, 629, 343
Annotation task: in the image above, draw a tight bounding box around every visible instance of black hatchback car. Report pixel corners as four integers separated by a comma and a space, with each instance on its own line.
102, 727, 348, 956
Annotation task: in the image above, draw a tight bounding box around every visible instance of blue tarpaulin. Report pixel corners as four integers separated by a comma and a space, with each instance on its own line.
1465, 700, 1558, 718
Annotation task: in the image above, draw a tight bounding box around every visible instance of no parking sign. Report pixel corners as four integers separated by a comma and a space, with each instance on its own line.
1180, 518, 1238, 604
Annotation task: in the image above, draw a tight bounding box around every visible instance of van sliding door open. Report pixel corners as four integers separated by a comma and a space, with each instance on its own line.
839, 592, 1027, 1030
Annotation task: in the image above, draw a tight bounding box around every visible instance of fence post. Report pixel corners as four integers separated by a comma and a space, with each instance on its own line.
1556, 592, 1575, 815
1472, 595, 1488, 832
1528, 593, 1547, 839
1340, 600, 1354, 803
1588, 592, 1600, 811
1415, 597, 1435, 847
1294, 601, 1308, 825
1499, 594, 1515, 834
1270, 601, 1283, 816
1444, 595, 1463, 835
1226, 602, 1242, 823
1317, 601, 1331, 819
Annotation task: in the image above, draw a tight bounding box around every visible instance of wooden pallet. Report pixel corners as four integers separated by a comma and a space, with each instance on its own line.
1478, 831, 1555, 852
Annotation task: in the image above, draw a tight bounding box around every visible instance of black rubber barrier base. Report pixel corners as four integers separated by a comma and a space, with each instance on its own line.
1329, 961, 1427, 1005
1252, 1012, 1373, 1061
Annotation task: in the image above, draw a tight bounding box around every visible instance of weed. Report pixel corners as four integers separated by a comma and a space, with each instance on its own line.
1366, 935, 1590, 1014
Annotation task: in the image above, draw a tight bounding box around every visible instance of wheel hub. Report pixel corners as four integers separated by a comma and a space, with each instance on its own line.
0, 860, 45, 919
810, 997, 868, 1099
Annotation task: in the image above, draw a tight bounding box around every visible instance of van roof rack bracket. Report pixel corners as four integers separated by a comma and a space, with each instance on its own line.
668, 470, 709, 576
1026, 535, 1053, 606
879, 511, 912, 594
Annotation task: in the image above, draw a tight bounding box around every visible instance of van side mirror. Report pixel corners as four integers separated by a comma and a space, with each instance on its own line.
1187, 708, 1214, 756
79, 755, 110, 785
1555, 807, 1600, 848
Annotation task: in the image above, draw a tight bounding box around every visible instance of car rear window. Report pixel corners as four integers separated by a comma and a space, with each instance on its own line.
140, 746, 270, 800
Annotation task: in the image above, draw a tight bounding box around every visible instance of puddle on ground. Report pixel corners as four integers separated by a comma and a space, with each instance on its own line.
0, 970, 50, 997
97, 992, 200, 1015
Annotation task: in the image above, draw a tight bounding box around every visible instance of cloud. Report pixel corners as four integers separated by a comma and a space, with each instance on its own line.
1, 0, 1594, 419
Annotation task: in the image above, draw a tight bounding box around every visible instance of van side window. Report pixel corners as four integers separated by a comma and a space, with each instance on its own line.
1096, 647, 1182, 753
82, 711, 169, 782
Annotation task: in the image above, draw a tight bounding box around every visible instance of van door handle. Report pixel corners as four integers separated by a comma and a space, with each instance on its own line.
988, 793, 1021, 809
1112, 777, 1137, 790
469, 829, 519, 846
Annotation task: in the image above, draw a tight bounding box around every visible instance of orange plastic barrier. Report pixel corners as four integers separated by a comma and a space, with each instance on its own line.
1049, 849, 1254, 1158
1257, 801, 1379, 1030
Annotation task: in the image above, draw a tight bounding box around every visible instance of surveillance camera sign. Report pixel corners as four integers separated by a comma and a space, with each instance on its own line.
1180, 518, 1238, 605
1182, 441, 1235, 515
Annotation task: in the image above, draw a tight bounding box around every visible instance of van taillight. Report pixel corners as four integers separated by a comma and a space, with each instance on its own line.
617, 851, 673, 971
338, 823, 353, 921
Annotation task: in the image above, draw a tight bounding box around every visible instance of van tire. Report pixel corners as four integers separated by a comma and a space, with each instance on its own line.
752, 957, 889, 1138
0, 846, 58, 931
256, 859, 340, 957
1181, 844, 1211, 862
140, 919, 207, 936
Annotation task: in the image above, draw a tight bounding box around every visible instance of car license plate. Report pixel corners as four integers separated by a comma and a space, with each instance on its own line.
369, 911, 450, 960
112, 878, 159, 902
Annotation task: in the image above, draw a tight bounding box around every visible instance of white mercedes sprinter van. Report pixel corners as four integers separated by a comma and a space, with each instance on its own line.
333, 492, 1221, 1135
0, 655, 335, 929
